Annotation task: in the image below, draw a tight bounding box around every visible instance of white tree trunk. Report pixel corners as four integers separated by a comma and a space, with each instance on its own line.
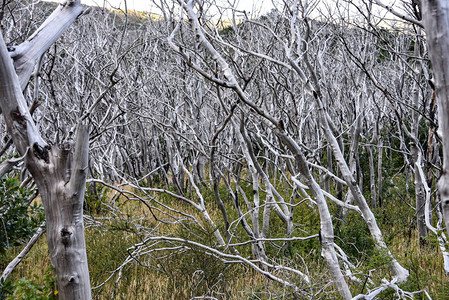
30, 126, 91, 299
422, 0, 449, 238
279, 133, 352, 299
0, 2, 92, 298
410, 32, 427, 242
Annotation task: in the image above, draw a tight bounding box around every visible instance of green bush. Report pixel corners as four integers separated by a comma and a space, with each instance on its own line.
0, 176, 44, 256
0, 175, 45, 299
5, 266, 56, 300
336, 212, 375, 260
84, 182, 110, 215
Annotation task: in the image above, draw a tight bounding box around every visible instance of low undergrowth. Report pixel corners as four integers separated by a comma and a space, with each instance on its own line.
1, 178, 448, 299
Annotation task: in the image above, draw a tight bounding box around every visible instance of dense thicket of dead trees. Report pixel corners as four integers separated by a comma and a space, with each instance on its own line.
1, 0, 449, 299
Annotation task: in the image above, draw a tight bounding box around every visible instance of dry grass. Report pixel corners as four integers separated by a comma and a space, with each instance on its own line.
3, 229, 272, 299
4, 182, 449, 299
3, 184, 280, 299
390, 231, 449, 298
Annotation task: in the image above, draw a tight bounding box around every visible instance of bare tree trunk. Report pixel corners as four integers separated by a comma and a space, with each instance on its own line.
342, 96, 363, 219
422, 0, 449, 238
315, 95, 409, 282
287, 21, 409, 280
415, 160, 428, 241
30, 125, 91, 299
324, 145, 332, 193
368, 145, 377, 208
410, 31, 428, 242
279, 133, 352, 299
377, 137, 384, 207
0, 2, 92, 298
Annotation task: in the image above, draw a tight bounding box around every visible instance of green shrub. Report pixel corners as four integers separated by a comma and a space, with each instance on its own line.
84, 182, 110, 215
336, 212, 375, 260
0, 176, 44, 256
5, 266, 56, 300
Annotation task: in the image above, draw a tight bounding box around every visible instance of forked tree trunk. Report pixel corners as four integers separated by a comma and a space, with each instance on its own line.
0, 1, 92, 298
27, 126, 91, 299
422, 0, 449, 238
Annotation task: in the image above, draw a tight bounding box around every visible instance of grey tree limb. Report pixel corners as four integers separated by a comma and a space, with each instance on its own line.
10, 1, 84, 90
0, 225, 45, 283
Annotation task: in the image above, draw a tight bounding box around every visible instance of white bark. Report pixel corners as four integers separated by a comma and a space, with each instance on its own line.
317, 95, 409, 282
368, 145, 377, 208
182, 163, 226, 246
11, 1, 84, 90
377, 137, 384, 207
170, 2, 352, 297
422, 0, 449, 241
0, 2, 92, 298
278, 133, 352, 299
286, 18, 409, 281
415, 154, 449, 274
411, 33, 427, 241
0, 154, 24, 177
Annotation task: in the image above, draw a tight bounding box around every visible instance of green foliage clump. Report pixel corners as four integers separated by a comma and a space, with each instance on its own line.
219, 25, 234, 36
0, 176, 44, 256
4, 266, 56, 300
0, 175, 44, 299
336, 212, 375, 260
84, 182, 110, 215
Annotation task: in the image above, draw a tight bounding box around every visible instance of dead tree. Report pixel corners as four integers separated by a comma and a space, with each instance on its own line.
422, 0, 449, 240
0, 1, 92, 298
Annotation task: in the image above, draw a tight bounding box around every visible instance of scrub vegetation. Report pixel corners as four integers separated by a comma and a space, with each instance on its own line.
1, 0, 449, 299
